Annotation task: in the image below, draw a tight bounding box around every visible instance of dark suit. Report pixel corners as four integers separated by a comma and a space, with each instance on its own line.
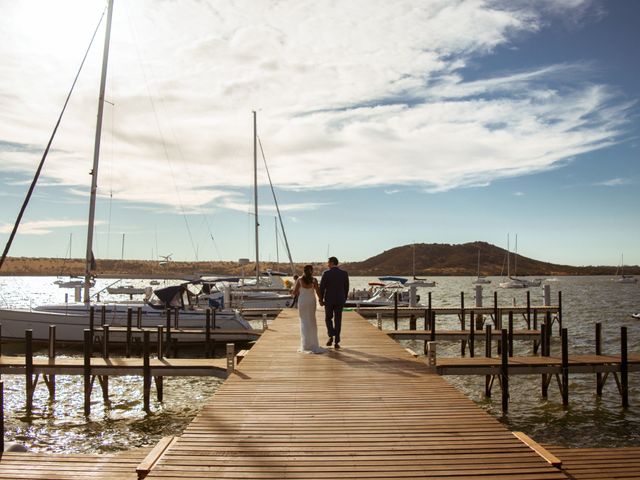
319, 266, 349, 344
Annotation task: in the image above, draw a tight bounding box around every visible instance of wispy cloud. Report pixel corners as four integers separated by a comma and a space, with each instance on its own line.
514, 191, 525, 196
595, 178, 629, 187
0, 0, 629, 210
0, 219, 104, 235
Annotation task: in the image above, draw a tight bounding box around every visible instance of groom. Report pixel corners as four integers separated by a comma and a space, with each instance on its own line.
319, 256, 349, 349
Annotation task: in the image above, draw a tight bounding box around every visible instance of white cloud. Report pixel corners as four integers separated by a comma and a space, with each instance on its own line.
0, 219, 104, 235
0, 0, 629, 211
595, 178, 629, 187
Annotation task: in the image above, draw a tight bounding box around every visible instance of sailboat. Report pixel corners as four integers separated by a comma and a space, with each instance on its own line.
499, 234, 534, 289
473, 248, 491, 284
0, 0, 253, 341
616, 254, 637, 284
405, 244, 436, 287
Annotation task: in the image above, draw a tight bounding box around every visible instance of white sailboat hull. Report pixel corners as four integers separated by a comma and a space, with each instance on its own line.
0, 306, 254, 343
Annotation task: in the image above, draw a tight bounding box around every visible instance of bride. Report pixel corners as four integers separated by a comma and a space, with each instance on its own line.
292, 265, 327, 354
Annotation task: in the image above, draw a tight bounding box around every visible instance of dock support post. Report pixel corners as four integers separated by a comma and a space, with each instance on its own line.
83, 329, 92, 417
45, 325, 56, 400
165, 309, 172, 359
469, 309, 475, 358
501, 328, 509, 413
493, 291, 499, 329
545, 311, 552, 346
262, 313, 268, 330
558, 291, 563, 335
143, 330, 151, 413
25, 329, 34, 414
102, 324, 110, 359
226, 343, 235, 375
100, 305, 106, 347
621, 326, 628, 408
541, 324, 551, 398
561, 328, 569, 406
126, 308, 133, 358
427, 292, 432, 330
460, 292, 466, 356
430, 311, 436, 342
526, 291, 531, 329
409, 314, 416, 331
508, 311, 514, 357
377, 313, 382, 331
393, 292, 398, 330
596, 322, 603, 396
205, 309, 212, 357
485, 325, 492, 398
99, 324, 110, 405
155, 325, 164, 402
89, 307, 95, 353
137, 307, 142, 329
427, 341, 437, 367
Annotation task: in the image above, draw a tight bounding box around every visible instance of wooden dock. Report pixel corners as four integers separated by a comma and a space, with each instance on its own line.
1, 308, 637, 478
436, 354, 640, 375
0, 448, 151, 479
546, 446, 640, 480
142, 309, 567, 479
0, 355, 229, 377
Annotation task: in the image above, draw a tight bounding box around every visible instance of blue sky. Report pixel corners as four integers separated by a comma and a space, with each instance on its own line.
0, 0, 638, 267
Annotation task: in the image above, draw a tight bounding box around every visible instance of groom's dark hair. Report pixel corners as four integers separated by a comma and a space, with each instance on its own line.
328, 256, 339, 266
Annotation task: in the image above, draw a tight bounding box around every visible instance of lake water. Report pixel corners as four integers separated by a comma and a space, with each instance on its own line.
0, 275, 638, 452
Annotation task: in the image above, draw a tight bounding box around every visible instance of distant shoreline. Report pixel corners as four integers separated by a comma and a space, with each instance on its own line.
1, 254, 637, 277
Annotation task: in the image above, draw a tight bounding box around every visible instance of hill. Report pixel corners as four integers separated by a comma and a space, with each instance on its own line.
342, 242, 639, 276
0, 242, 637, 277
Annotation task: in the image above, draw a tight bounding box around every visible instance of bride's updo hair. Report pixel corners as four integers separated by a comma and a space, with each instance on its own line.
302, 264, 314, 285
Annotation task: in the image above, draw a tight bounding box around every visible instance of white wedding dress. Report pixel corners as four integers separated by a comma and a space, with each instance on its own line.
298, 285, 327, 354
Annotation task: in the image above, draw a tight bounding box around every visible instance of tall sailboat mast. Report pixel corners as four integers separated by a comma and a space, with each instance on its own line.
253, 110, 260, 284
84, 0, 115, 303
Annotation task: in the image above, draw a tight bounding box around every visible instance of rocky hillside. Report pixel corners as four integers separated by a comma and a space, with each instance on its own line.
342, 242, 638, 276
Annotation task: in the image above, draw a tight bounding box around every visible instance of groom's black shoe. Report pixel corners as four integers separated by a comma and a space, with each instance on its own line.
334, 343, 340, 349
326, 337, 333, 346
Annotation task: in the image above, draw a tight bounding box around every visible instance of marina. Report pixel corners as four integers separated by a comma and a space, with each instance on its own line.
1, 308, 638, 478
0, 0, 639, 477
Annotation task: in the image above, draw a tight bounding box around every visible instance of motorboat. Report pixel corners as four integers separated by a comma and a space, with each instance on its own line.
106, 285, 147, 295
405, 277, 437, 287
54, 277, 95, 288
346, 281, 419, 307
499, 278, 528, 289
631, 313, 640, 320
199, 273, 294, 308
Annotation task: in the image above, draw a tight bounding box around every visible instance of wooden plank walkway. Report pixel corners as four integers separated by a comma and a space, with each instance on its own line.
0, 448, 151, 479
546, 446, 640, 479
436, 354, 640, 375
144, 309, 567, 479
0, 355, 228, 377
388, 330, 541, 342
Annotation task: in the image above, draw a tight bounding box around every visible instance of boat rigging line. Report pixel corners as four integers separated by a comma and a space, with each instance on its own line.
257, 135, 295, 275
0, 7, 108, 272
